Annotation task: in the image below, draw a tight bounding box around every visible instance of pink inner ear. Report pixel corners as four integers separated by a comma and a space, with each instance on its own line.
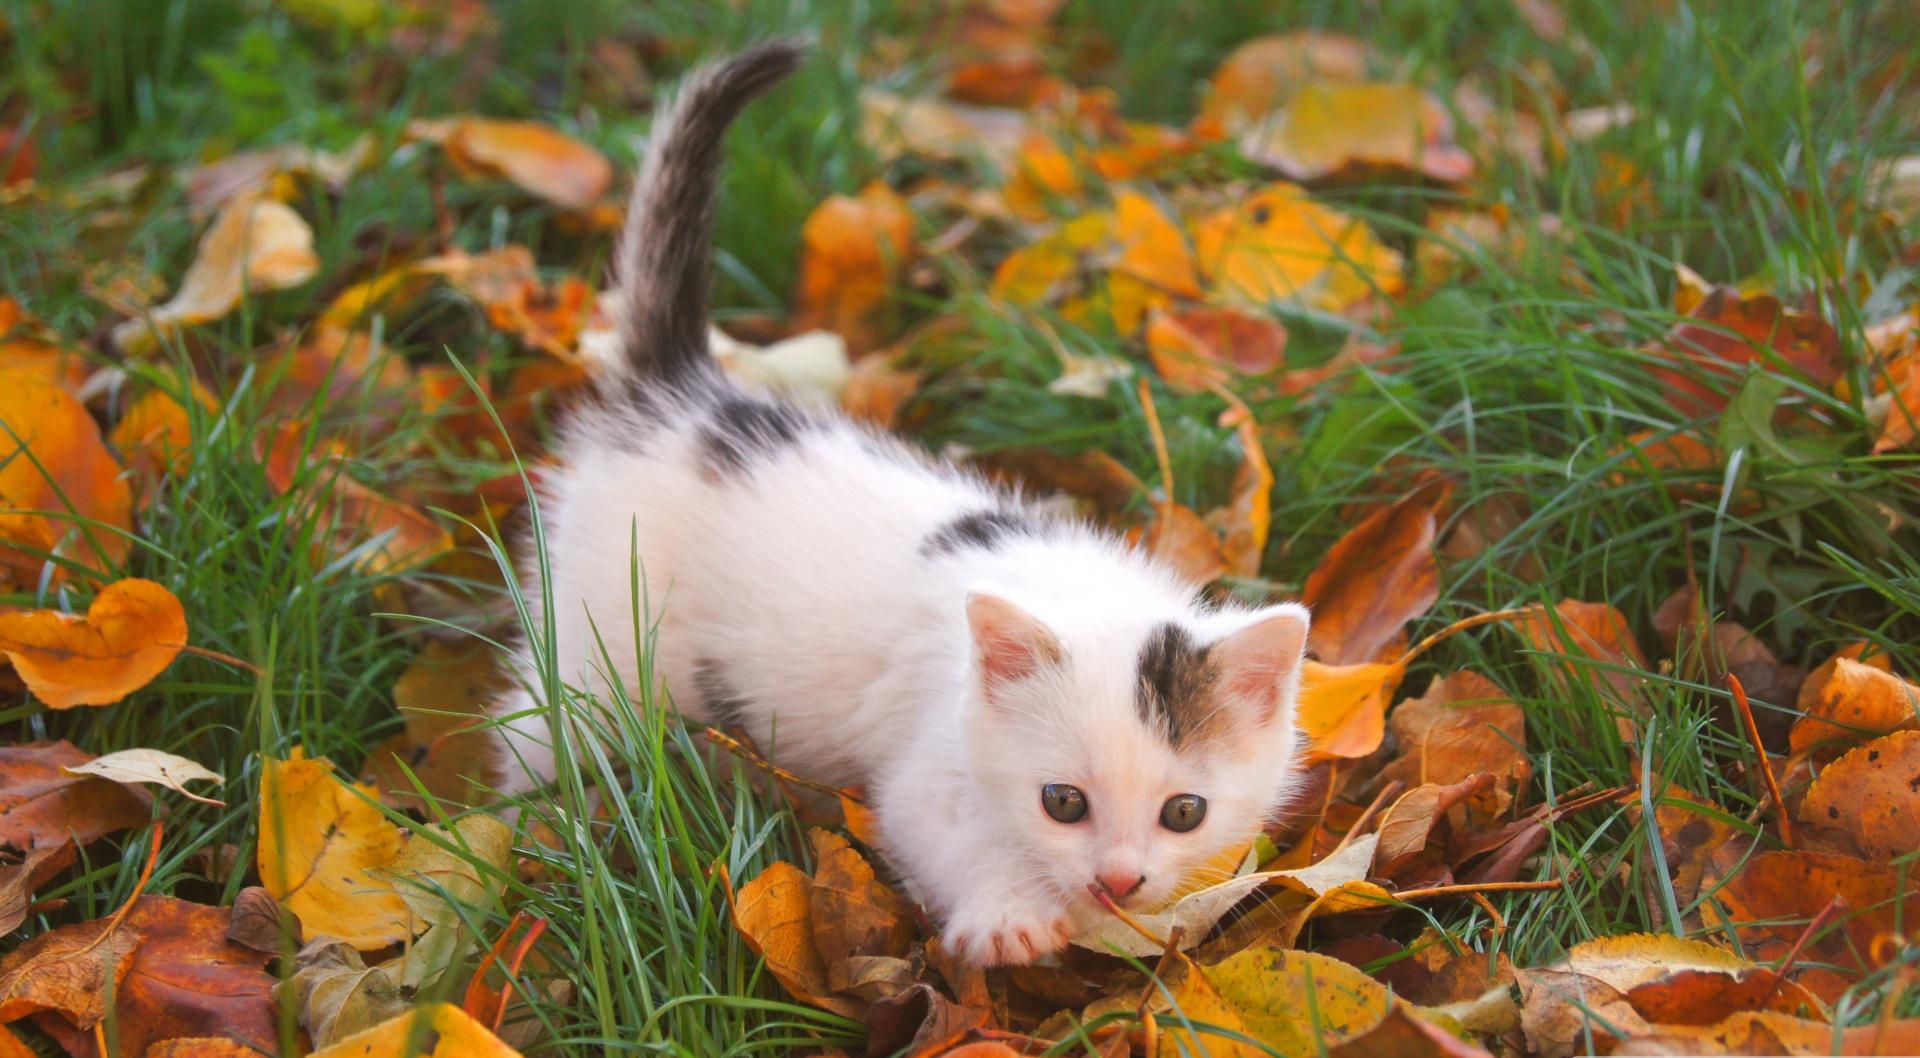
967, 592, 1061, 695
1216, 607, 1309, 726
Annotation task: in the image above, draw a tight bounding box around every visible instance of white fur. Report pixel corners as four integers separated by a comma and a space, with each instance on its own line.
491, 378, 1310, 965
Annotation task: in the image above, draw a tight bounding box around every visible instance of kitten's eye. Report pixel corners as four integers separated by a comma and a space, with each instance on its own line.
1160, 794, 1207, 832
1041, 783, 1089, 823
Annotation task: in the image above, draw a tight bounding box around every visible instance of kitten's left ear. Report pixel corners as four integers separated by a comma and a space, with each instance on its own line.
1210, 603, 1310, 728
966, 590, 1064, 703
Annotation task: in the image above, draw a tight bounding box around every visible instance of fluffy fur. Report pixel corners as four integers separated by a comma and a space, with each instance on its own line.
490, 39, 1312, 966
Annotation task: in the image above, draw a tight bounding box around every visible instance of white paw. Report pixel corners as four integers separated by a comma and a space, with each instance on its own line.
942, 902, 1072, 966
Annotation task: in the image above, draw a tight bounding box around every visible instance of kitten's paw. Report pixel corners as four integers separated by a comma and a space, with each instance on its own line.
942, 904, 1073, 967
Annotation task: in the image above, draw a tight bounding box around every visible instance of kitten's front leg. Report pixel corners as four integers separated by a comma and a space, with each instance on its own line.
938, 872, 1073, 966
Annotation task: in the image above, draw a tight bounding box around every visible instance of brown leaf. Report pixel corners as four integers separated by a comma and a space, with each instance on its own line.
1513, 600, 1647, 706
1326, 1004, 1494, 1058
262, 425, 451, 575
730, 856, 863, 1019
1381, 672, 1529, 825
840, 351, 923, 430
0, 740, 152, 925
1638, 786, 1748, 907
1623, 966, 1822, 1026
225, 886, 294, 954
1144, 306, 1289, 394
145, 1040, 266, 1057
1138, 501, 1226, 585
111, 383, 218, 483
969, 448, 1144, 514
1, 895, 275, 1057
1700, 849, 1918, 991
794, 183, 915, 354
0, 369, 134, 588
1607, 1011, 1920, 1055
1302, 481, 1448, 665
1795, 730, 1920, 861
1373, 774, 1496, 879
1516, 934, 1750, 1058
807, 830, 914, 980
1789, 655, 1917, 756
1647, 282, 1844, 417
0, 579, 188, 709
359, 638, 503, 811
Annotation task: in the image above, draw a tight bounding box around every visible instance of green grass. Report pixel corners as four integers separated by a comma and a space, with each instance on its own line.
2, 0, 1918, 1053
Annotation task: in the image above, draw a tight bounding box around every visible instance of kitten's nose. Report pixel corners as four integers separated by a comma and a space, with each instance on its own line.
1095, 871, 1146, 902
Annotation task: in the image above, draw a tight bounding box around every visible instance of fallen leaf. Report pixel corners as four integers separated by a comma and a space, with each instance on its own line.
1239, 82, 1474, 183
1192, 182, 1404, 313
0, 299, 90, 395
731, 853, 862, 1019
1001, 130, 1081, 220
1516, 934, 1749, 1058
279, 936, 410, 1048
0, 895, 275, 1057
1623, 966, 1822, 1026
258, 750, 413, 950
1138, 502, 1226, 584
1699, 849, 1918, 990
111, 383, 219, 481
1327, 1004, 1494, 1058
1297, 659, 1404, 759
1374, 774, 1498, 878
858, 89, 1029, 170
1144, 306, 1289, 393
0, 579, 188, 709
989, 210, 1112, 308
1605, 1010, 1920, 1056
1513, 599, 1647, 706
1149, 954, 1267, 1058
263, 429, 451, 575
308, 1002, 525, 1058
1380, 672, 1529, 824
0, 368, 135, 587
1218, 405, 1275, 577
180, 136, 375, 214
0, 741, 151, 932
1208, 946, 1393, 1056
111, 194, 319, 353
1796, 730, 1920, 861
794, 183, 916, 354
713, 327, 853, 405
61, 748, 223, 806
1870, 348, 1920, 453
840, 349, 923, 429
1110, 189, 1202, 298
1302, 482, 1448, 665
1646, 280, 1844, 417
412, 117, 612, 209
144, 1040, 266, 1058
1195, 32, 1374, 139
1789, 656, 1917, 756
970, 447, 1144, 514
360, 638, 503, 811
225, 887, 295, 954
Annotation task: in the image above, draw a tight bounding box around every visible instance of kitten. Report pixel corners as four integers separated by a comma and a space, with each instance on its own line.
489, 39, 1312, 966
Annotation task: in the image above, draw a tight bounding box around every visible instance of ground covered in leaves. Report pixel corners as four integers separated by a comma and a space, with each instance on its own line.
1, 0, 1919, 1055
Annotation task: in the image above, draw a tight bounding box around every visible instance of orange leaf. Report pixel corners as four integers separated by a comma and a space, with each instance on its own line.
0, 579, 186, 709
1790, 655, 1917, 756
839, 350, 922, 430
1192, 183, 1403, 312
1145, 307, 1289, 394
794, 184, 915, 354
110, 194, 319, 354
1301, 480, 1448, 665
1380, 671, 1530, 824
423, 117, 612, 210
309, 1002, 525, 1058
1700, 849, 1918, 990
1297, 659, 1405, 759
0, 369, 134, 587
730, 857, 863, 1019
258, 751, 412, 950
1238, 82, 1474, 183
1647, 280, 1844, 417
1219, 406, 1274, 578
1139, 502, 1226, 585
1001, 130, 1080, 221
1872, 349, 1920, 453
0, 740, 153, 933
1112, 188, 1202, 298
111, 383, 218, 481
0, 298, 89, 395
1797, 730, 1920, 861
1513, 600, 1648, 702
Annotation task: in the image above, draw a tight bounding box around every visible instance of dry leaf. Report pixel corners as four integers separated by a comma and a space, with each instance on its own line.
1192, 183, 1404, 312
1789, 656, 1917, 755
1195, 32, 1374, 139
1516, 934, 1748, 1058
1646, 280, 1844, 417
111, 383, 219, 482
1219, 405, 1275, 577
1607, 1011, 1920, 1056
1239, 82, 1474, 183
308, 1002, 525, 1058
1138, 502, 1226, 584
1209, 946, 1394, 1055
62, 748, 223, 806
0, 368, 134, 587
258, 750, 413, 950
840, 349, 923, 429
1144, 306, 1289, 393
1699, 849, 1917, 991
1380, 672, 1529, 824
1513, 599, 1648, 704
360, 638, 503, 811
1796, 730, 1920, 861
0, 579, 188, 709
0, 741, 152, 933
730, 856, 863, 1019
794, 183, 915, 354
1111, 188, 1202, 297
112, 194, 319, 353
1327, 1005, 1495, 1058
1297, 659, 1404, 759
413, 117, 612, 209
1301, 482, 1447, 665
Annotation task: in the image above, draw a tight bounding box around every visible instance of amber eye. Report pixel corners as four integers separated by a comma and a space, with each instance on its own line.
1160, 794, 1207, 832
1041, 783, 1089, 823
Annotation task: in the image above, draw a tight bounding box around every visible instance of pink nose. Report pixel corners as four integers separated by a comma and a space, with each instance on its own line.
1096, 871, 1146, 901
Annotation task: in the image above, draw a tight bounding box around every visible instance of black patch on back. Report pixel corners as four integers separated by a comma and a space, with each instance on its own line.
697, 394, 810, 477
1135, 623, 1219, 747
921, 508, 1037, 557
693, 658, 750, 732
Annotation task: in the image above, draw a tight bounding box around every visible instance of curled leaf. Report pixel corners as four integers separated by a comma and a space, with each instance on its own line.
112, 194, 319, 353
62, 748, 224, 805
0, 579, 188, 709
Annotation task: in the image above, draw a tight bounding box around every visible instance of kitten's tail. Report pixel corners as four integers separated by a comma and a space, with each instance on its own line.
604, 38, 808, 387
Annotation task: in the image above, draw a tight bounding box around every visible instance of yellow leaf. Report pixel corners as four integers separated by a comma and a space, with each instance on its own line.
1192, 183, 1403, 312
309, 1002, 524, 1058
1001, 130, 1080, 221
1296, 659, 1405, 759
112, 194, 319, 354
989, 210, 1113, 307
0, 579, 186, 709
258, 751, 413, 950
1112, 188, 1202, 297
1152, 954, 1269, 1058
1207, 946, 1393, 1056
1239, 81, 1474, 183
1195, 32, 1374, 139
1790, 655, 1918, 755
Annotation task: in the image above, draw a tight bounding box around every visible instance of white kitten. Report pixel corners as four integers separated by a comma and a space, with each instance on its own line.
489, 40, 1312, 966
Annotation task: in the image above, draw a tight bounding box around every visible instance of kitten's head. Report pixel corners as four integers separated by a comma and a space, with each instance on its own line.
960, 588, 1310, 919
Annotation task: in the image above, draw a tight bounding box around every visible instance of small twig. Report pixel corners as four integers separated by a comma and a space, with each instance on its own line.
713, 860, 739, 923
490, 916, 549, 1033
1404, 608, 1535, 664
1337, 779, 1407, 852
702, 726, 847, 802
1727, 674, 1794, 849
78, 821, 161, 958
1091, 884, 1172, 951
1136, 377, 1176, 524
176, 643, 263, 675
1391, 878, 1563, 903
1469, 891, 1507, 938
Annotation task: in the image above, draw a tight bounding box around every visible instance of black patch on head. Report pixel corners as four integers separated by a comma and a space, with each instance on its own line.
697, 394, 810, 477
693, 658, 749, 732
921, 509, 1036, 557
1135, 623, 1219, 747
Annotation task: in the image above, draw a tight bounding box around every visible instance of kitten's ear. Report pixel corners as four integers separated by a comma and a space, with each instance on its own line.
1211, 604, 1310, 728
966, 590, 1064, 701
